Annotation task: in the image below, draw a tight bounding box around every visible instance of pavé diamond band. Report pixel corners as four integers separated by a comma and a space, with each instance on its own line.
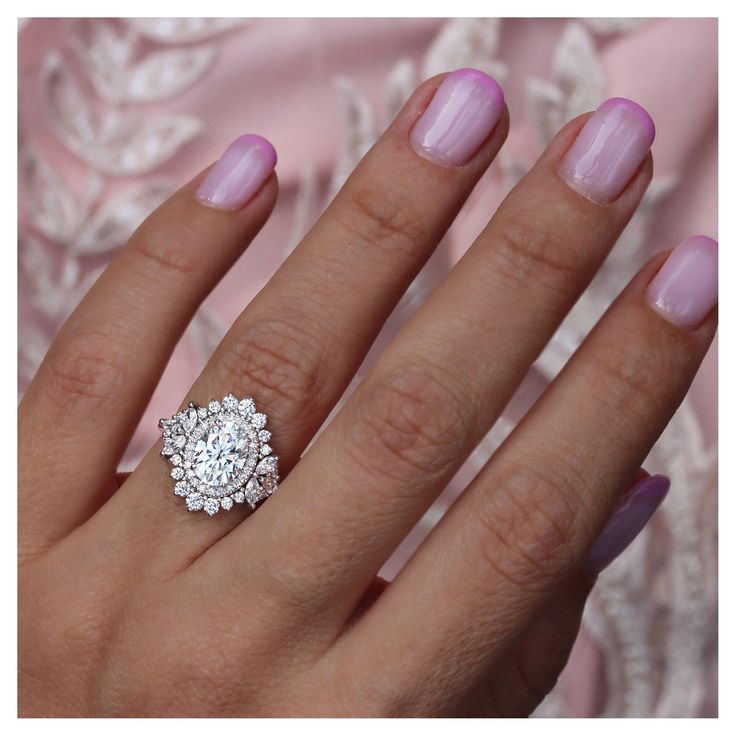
159, 394, 279, 515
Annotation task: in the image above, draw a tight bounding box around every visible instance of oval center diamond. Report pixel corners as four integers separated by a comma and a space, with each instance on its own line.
193, 420, 248, 487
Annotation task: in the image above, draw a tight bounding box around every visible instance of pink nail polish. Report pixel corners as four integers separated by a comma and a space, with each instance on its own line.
559, 98, 655, 203
409, 68, 504, 167
196, 134, 277, 211
585, 475, 670, 575
645, 235, 718, 329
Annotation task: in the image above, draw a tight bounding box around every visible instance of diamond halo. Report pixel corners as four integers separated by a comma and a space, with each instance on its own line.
159, 394, 279, 515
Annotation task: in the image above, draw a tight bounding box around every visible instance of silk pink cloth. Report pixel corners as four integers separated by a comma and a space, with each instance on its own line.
18, 18, 717, 716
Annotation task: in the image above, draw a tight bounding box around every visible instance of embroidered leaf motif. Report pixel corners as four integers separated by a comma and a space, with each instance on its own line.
552, 22, 604, 118
423, 18, 506, 82
73, 19, 215, 102
125, 17, 246, 44
20, 145, 84, 243
122, 47, 215, 102
583, 17, 647, 36
328, 76, 376, 200
73, 179, 175, 254
526, 22, 605, 150
383, 58, 416, 123
188, 306, 229, 369
41, 52, 98, 147
83, 112, 201, 176
526, 78, 568, 151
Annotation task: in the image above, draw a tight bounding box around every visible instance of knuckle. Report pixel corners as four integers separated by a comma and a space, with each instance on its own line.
218, 316, 327, 423
44, 335, 128, 413
364, 682, 422, 718
472, 464, 584, 595
340, 183, 427, 260
347, 360, 469, 482
489, 210, 578, 296
586, 341, 662, 425
128, 227, 196, 283
331, 647, 421, 717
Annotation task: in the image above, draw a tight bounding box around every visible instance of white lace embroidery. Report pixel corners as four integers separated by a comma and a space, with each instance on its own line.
19, 18, 715, 716
19, 18, 233, 383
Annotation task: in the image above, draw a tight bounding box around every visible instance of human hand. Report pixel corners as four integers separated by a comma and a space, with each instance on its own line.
19, 69, 717, 716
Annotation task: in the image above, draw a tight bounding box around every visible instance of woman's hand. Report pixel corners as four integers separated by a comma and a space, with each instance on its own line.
19, 69, 717, 716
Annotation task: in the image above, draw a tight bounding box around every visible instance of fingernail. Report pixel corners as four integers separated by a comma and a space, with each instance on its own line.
409, 68, 504, 167
585, 475, 670, 575
559, 97, 655, 203
645, 235, 719, 329
196, 134, 277, 211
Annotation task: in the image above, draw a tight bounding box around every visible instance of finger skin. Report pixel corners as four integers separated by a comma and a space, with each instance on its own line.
99, 72, 510, 571
336, 251, 716, 713
19, 168, 278, 557
466, 573, 592, 717
468, 467, 651, 716
470, 468, 648, 716
212, 109, 653, 628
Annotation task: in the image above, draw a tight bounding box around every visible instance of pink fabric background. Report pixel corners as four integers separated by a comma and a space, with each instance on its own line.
18, 18, 717, 716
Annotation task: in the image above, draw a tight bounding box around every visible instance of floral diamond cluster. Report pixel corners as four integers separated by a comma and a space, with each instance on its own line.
159, 394, 279, 515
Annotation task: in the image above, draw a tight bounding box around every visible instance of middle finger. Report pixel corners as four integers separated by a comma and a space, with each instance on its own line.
209, 97, 656, 623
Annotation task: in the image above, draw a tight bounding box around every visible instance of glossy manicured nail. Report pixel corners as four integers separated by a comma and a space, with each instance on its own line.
196, 134, 277, 211
559, 97, 655, 203
646, 235, 718, 329
585, 475, 670, 575
409, 68, 504, 167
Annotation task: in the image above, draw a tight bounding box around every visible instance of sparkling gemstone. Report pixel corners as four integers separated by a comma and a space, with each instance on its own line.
181, 407, 198, 432
192, 420, 248, 487
222, 394, 238, 411
244, 477, 262, 506
171, 454, 182, 466
260, 444, 272, 457
255, 456, 277, 475
209, 400, 221, 413
258, 430, 271, 442
233, 491, 245, 503
220, 496, 234, 511
203, 498, 220, 515
174, 481, 189, 497
239, 398, 255, 415
171, 467, 184, 480
252, 413, 267, 430
186, 494, 204, 511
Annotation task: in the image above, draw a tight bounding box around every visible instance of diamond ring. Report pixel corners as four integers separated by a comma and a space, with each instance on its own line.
159, 394, 279, 515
